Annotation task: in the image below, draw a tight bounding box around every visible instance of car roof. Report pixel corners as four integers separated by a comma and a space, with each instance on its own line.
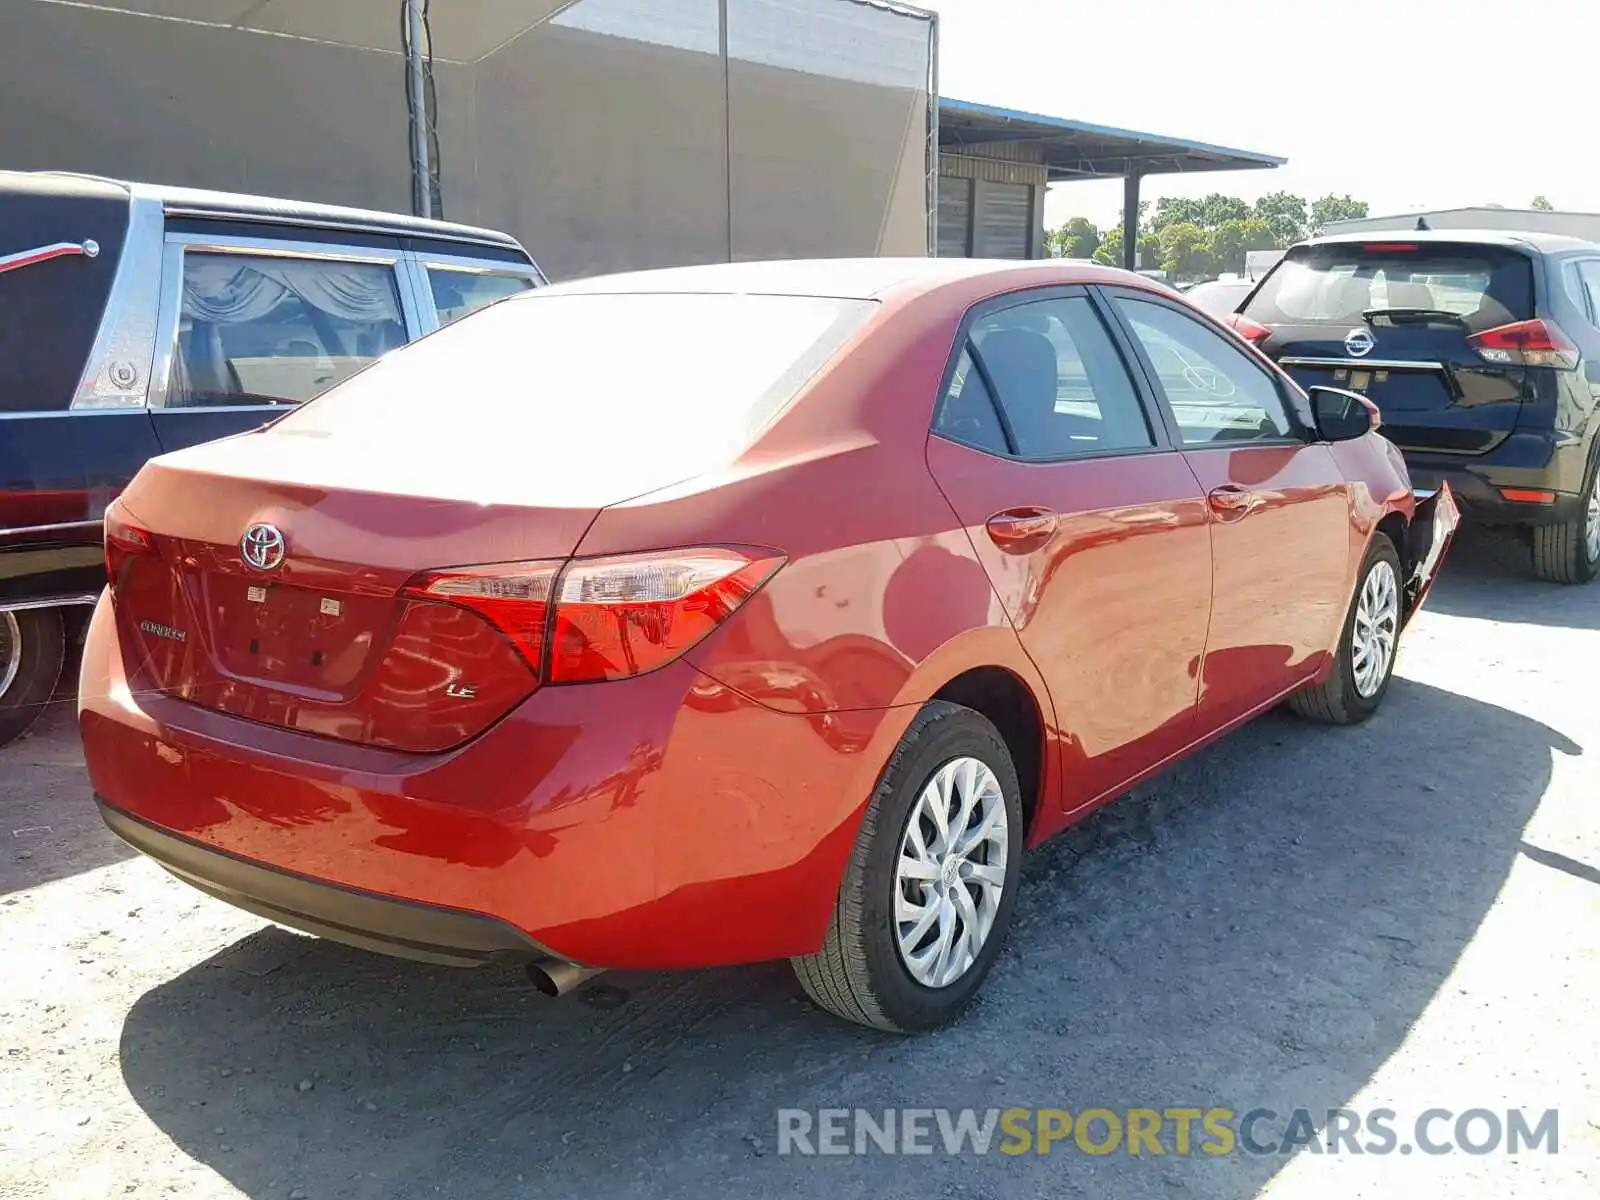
1303, 228, 1598, 255
538, 257, 1164, 301
1, 170, 526, 254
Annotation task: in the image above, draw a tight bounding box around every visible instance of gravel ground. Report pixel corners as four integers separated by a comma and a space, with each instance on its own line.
2, 528, 1596, 1199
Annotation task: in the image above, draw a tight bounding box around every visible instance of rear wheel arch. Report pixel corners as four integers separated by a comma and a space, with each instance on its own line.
931, 666, 1046, 841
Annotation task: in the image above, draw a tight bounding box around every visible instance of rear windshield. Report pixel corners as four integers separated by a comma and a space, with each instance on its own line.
1243, 243, 1534, 332
276, 290, 875, 480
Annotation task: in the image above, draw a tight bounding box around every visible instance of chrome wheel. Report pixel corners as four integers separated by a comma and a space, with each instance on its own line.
893, 756, 1009, 989
1585, 473, 1600, 564
0, 612, 20, 700
1352, 558, 1399, 698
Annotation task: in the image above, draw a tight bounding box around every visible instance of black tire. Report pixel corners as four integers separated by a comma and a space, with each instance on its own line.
1529, 469, 1599, 584
1288, 534, 1402, 725
791, 700, 1024, 1032
0, 608, 66, 748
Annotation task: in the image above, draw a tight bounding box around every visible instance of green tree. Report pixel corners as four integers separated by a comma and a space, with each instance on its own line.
1046, 216, 1101, 259
1198, 193, 1252, 228
1252, 191, 1309, 244
1158, 221, 1215, 280
1206, 218, 1279, 275
1309, 194, 1369, 232
1149, 196, 1206, 232
1531, 195, 1555, 211
1093, 227, 1163, 270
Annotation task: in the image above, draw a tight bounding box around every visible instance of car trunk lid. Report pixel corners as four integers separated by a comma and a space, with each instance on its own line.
109, 430, 601, 753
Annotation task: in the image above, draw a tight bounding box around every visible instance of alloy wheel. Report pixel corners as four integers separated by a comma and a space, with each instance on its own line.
0, 612, 21, 700
1352, 558, 1399, 698
893, 756, 1009, 989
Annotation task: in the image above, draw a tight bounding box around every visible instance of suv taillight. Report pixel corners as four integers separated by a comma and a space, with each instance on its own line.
1466, 319, 1579, 369
402, 547, 783, 686
1224, 313, 1272, 346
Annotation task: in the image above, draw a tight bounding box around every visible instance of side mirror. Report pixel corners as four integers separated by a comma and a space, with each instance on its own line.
1308, 385, 1380, 442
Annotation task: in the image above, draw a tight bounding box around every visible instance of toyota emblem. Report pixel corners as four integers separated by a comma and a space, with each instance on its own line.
1344, 328, 1376, 358
240, 523, 286, 571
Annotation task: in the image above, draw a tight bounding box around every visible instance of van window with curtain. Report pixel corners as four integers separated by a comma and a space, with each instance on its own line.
163, 252, 407, 408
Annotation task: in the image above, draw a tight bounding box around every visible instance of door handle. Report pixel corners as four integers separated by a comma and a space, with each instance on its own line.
1207, 485, 1262, 519
985, 507, 1058, 554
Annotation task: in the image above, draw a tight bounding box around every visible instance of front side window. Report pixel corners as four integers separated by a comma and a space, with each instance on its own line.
1114, 296, 1298, 446
935, 295, 1153, 460
165, 252, 406, 408
427, 268, 536, 327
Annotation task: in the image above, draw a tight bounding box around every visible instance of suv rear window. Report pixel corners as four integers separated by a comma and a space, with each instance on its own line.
1244, 243, 1534, 333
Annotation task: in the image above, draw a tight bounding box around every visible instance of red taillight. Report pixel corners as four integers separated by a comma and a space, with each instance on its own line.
1224, 313, 1272, 346
401, 561, 561, 677
1363, 243, 1417, 253
104, 504, 155, 586
401, 548, 783, 686
1466, 319, 1579, 369
549, 549, 784, 683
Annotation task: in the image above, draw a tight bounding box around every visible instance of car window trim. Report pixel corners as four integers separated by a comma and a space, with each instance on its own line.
1570, 258, 1600, 327
1094, 284, 1315, 449
928, 283, 1178, 464
147, 233, 424, 411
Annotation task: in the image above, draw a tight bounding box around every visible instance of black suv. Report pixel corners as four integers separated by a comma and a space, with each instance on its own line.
0, 171, 544, 746
1231, 230, 1600, 584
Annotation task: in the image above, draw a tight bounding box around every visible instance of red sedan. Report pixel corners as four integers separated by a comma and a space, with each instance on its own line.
80, 259, 1457, 1031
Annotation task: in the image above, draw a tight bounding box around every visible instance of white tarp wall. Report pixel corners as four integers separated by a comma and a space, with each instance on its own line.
0, 0, 935, 279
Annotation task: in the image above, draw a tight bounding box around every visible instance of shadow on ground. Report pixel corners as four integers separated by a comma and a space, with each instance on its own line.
0, 666, 134, 897
117, 677, 1577, 1200
1422, 524, 1600, 631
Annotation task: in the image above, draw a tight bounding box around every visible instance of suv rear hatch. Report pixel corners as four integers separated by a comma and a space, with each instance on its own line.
1238, 241, 1539, 455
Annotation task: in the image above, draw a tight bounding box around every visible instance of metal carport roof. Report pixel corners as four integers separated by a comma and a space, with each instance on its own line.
938, 97, 1285, 180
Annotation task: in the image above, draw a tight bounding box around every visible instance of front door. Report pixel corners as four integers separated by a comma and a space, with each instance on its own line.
925, 288, 1213, 815
1104, 289, 1354, 734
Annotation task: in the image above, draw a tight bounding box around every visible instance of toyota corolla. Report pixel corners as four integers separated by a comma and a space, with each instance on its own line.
79, 258, 1457, 1031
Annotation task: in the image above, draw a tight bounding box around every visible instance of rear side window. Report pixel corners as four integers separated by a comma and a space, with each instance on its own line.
166, 253, 407, 408
1245, 244, 1534, 333
427, 267, 535, 327
935, 295, 1153, 460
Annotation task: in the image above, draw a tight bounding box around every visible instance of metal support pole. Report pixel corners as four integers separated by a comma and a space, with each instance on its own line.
404, 0, 434, 220
1122, 168, 1142, 272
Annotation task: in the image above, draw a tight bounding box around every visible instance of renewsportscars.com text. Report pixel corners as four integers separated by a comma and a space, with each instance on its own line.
776, 1107, 1559, 1157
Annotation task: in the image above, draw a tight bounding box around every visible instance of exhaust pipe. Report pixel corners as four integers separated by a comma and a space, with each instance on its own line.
526, 956, 605, 997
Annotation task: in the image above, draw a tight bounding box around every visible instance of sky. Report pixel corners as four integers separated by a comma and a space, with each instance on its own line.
928, 0, 1598, 232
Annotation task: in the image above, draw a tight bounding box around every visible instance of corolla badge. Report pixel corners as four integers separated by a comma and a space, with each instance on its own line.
240, 522, 287, 571
1344, 328, 1376, 358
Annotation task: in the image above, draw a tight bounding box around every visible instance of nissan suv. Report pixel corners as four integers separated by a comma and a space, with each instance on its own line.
0, 171, 544, 747
1229, 230, 1600, 584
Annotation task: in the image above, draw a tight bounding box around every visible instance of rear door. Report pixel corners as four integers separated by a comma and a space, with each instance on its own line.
146, 229, 420, 453
1104, 288, 1353, 733
924, 287, 1213, 815
1241, 241, 1536, 456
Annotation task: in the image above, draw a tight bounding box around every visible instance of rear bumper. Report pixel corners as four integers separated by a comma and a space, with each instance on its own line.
1403, 431, 1590, 527
99, 798, 550, 967
78, 594, 912, 971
